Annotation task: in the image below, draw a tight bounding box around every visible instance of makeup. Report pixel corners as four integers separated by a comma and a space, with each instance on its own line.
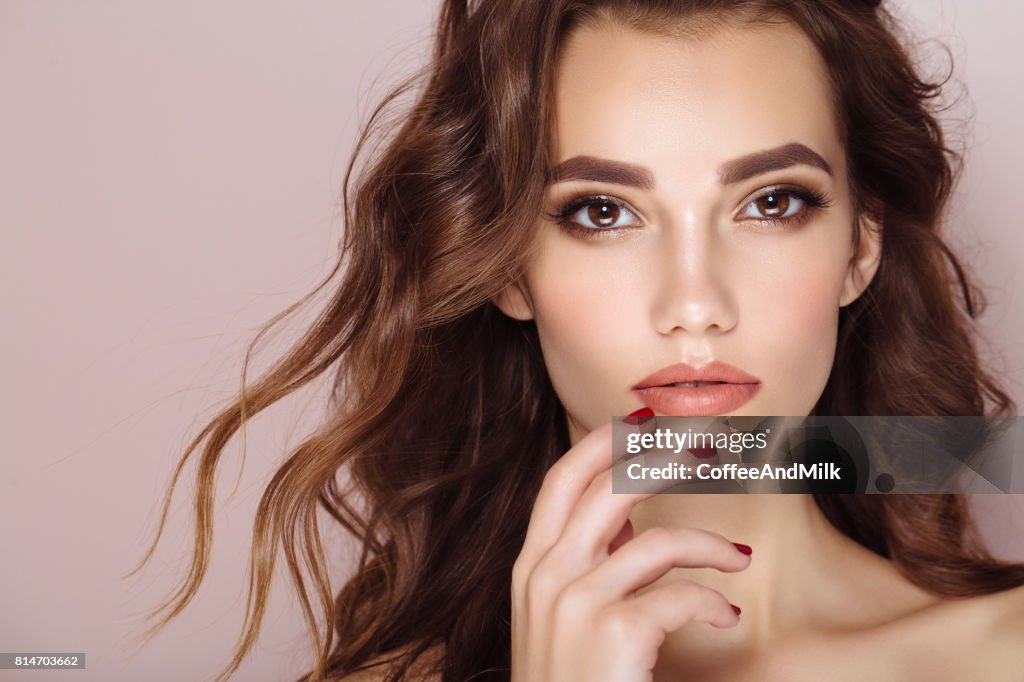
717, 142, 832, 185
624, 407, 656, 425
547, 184, 831, 239
632, 361, 761, 416
733, 543, 753, 556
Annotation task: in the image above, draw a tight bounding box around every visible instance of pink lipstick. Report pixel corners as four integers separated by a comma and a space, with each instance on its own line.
632, 361, 761, 416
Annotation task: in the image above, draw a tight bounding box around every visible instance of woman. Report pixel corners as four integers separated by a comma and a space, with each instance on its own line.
138, 0, 1024, 680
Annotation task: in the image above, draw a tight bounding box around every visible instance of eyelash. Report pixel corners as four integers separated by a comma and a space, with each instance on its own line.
547, 186, 833, 239
546, 194, 641, 239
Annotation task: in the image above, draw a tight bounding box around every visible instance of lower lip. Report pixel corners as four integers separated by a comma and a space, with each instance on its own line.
633, 383, 761, 416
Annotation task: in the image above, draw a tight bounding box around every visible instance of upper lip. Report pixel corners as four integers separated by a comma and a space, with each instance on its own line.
632, 361, 761, 389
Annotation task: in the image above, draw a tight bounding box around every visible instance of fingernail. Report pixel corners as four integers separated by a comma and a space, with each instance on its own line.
623, 407, 655, 425
687, 446, 717, 459
731, 604, 742, 616
732, 542, 752, 556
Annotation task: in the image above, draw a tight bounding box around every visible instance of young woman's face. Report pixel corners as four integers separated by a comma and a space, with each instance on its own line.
496, 18, 881, 444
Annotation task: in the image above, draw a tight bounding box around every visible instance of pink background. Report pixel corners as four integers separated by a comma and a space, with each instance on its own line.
2, 1, 1021, 680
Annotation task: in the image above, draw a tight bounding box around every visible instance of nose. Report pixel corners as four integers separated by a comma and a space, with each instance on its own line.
649, 224, 739, 338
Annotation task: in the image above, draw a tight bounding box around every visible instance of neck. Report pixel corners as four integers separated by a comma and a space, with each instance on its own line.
628, 493, 934, 646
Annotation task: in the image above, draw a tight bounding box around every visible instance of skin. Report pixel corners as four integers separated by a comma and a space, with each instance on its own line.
499, 17, 875, 433
339, 14, 1023, 682
488, 17, 1024, 682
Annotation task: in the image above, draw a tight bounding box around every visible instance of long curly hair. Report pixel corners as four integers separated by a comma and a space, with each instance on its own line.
134, 1, 1023, 680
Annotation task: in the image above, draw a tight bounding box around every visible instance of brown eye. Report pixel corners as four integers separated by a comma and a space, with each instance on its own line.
755, 192, 790, 217
587, 201, 621, 227
740, 189, 806, 221
561, 197, 641, 231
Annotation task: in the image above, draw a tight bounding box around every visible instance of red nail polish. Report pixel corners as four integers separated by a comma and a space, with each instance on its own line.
733, 542, 752, 556
687, 446, 717, 459
731, 604, 742, 616
623, 407, 655, 425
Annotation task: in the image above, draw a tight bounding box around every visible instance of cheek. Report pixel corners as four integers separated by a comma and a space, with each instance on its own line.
524, 240, 640, 422
739, 236, 848, 413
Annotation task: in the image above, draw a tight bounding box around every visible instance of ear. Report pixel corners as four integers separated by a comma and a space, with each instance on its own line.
492, 279, 535, 321
839, 212, 883, 308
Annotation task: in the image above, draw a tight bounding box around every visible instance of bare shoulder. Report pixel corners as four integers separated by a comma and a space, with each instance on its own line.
983, 583, 1024, 652
332, 645, 445, 682
955, 582, 1024, 636
919, 583, 1024, 679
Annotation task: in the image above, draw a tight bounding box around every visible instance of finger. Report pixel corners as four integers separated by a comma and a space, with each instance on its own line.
521, 489, 657, 604
573, 527, 751, 599
552, 463, 678, 560
520, 417, 649, 563
615, 409, 658, 462
605, 578, 740, 635
607, 518, 634, 555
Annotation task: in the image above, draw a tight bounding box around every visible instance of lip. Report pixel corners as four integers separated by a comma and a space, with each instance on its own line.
632, 361, 761, 416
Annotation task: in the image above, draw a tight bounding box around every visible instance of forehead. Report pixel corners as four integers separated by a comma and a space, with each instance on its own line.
551, 18, 844, 178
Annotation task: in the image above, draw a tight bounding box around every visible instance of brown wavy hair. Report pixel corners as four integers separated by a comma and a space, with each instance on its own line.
134, 1, 1024, 680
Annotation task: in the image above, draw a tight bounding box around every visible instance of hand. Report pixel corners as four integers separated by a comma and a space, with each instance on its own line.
510, 416, 752, 682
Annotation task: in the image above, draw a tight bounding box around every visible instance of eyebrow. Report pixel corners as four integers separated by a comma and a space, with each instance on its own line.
717, 143, 832, 184
548, 143, 832, 190
549, 155, 655, 190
